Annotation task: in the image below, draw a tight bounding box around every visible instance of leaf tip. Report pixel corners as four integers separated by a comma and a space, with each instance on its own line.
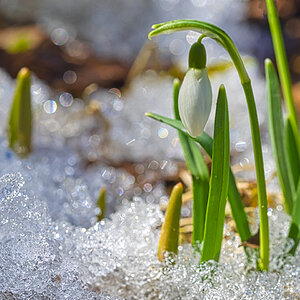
264, 58, 273, 68
173, 78, 181, 86
219, 84, 225, 91
174, 182, 183, 192
18, 67, 30, 79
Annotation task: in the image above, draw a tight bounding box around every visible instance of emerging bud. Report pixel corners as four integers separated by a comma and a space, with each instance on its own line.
179, 67, 212, 137
8, 67, 32, 156
178, 39, 212, 138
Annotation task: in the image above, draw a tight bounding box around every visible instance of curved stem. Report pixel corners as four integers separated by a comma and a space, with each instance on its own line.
243, 82, 269, 269
149, 20, 269, 270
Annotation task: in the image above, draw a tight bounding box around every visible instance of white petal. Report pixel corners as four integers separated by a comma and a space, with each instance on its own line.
179, 68, 212, 137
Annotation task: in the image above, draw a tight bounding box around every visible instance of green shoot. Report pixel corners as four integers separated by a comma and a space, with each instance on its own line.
8, 67, 32, 156
265, 59, 295, 214
201, 85, 230, 262
158, 182, 183, 262
173, 78, 209, 245
97, 187, 107, 221
6, 34, 32, 54
145, 113, 251, 242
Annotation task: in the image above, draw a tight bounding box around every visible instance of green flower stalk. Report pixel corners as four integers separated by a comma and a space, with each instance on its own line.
179, 39, 212, 137
173, 78, 209, 246
8, 67, 32, 156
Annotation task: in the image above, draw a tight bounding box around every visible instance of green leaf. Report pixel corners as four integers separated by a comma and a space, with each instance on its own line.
265, 59, 295, 215
200, 85, 230, 262
172, 79, 209, 244
266, 0, 300, 196
288, 179, 300, 254
145, 112, 251, 242
265, 0, 299, 139
96, 187, 106, 221
8, 67, 32, 156
285, 117, 300, 189
158, 182, 183, 262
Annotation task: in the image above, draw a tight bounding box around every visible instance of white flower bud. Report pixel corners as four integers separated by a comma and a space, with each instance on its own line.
179, 67, 212, 138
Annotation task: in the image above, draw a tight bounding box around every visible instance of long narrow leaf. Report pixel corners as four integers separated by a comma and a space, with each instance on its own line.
173, 79, 209, 244
288, 179, 300, 254
285, 117, 300, 189
145, 112, 251, 241
265, 59, 295, 214
200, 85, 230, 262
265, 0, 300, 193
265, 0, 299, 135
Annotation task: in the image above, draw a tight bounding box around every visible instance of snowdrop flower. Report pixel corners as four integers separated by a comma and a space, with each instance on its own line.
179, 39, 212, 137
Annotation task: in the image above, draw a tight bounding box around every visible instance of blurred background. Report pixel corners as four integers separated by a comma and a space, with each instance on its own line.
0, 0, 299, 178
1, 0, 296, 96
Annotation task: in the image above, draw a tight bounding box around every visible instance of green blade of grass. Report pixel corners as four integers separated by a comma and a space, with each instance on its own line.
96, 187, 107, 221
285, 117, 300, 190
288, 179, 300, 254
265, 59, 295, 214
173, 79, 209, 244
8, 67, 32, 156
145, 112, 251, 241
265, 0, 299, 132
200, 85, 230, 262
158, 182, 183, 262
265, 0, 300, 191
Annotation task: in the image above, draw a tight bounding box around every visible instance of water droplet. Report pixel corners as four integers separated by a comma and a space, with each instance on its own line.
31, 84, 42, 95
63, 70, 77, 84
135, 164, 145, 174
158, 127, 168, 139
148, 160, 159, 170
126, 139, 136, 145
59, 92, 73, 107
239, 157, 249, 167
143, 183, 152, 193
235, 141, 247, 152
108, 88, 121, 98
186, 31, 200, 45
51, 28, 69, 46
43, 100, 57, 114
113, 99, 124, 111
160, 160, 168, 169
169, 39, 186, 56
117, 187, 124, 196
